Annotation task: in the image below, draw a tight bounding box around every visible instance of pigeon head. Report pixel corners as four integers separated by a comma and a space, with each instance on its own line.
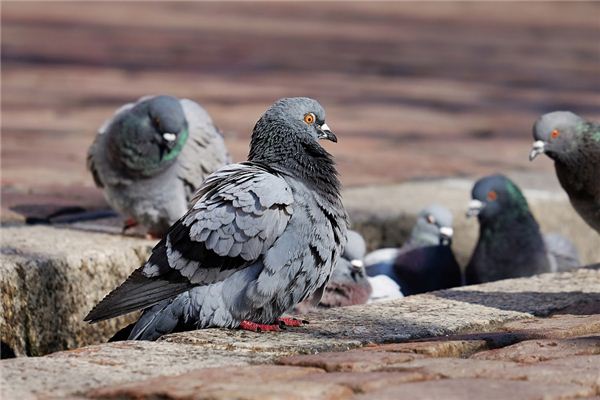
249, 97, 336, 161
530, 111, 584, 162
249, 97, 340, 195
466, 175, 530, 222
107, 95, 189, 176
319, 257, 372, 308
342, 230, 367, 264
410, 204, 454, 246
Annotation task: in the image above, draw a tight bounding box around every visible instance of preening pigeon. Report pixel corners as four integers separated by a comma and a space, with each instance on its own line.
294, 230, 371, 313
465, 174, 580, 285
530, 111, 600, 234
87, 95, 230, 237
86, 97, 348, 338
365, 204, 462, 296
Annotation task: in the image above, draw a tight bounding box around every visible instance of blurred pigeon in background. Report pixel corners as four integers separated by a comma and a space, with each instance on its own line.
530, 111, 600, 234
365, 204, 462, 296
86, 97, 348, 339
295, 230, 371, 313
465, 174, 580, 285
87, 95, 230, 237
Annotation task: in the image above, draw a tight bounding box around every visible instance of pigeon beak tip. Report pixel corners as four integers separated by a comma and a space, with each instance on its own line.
318, 124, 337, 142
529, 140, 545, 161
466, 199, 484, 218
162, 133, 177, 142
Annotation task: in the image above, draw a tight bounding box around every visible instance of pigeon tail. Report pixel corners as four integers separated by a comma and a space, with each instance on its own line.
84, 267, 193, 323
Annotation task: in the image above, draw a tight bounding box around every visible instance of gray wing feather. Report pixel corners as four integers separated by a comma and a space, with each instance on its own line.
544, 233, 581, 272
85, 163, 294, 323
177, 99, 231, 200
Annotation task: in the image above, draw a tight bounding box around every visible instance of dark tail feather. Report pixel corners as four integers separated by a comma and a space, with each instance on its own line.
84, 267, 193, 323
108, 323, 135, 342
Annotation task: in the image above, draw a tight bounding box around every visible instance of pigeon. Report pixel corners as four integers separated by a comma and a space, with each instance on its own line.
87, 95, 230, 237
465, 174, 580, 284
530, 111, 600, 234
367, 275, 403, 303
86, 97, 348, 339
365, 204, 462, 296
294, 230, 371, 313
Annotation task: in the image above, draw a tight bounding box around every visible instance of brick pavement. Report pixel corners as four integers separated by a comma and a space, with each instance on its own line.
88, 314, 600, 400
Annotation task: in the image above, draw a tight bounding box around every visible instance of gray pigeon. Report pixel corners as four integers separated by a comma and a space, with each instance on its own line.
530, 111, 600, 234
465, 174, 580, 285
86, 97, 348, 338
87, 95, 230, 237
365, 204, 462, 295
294, 230, 371, 313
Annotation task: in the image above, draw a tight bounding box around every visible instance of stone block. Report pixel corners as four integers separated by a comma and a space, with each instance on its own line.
471, 336, 600, 363
277, 350, 424, 372
0, 225, 155, 356
353, 378, 594, 400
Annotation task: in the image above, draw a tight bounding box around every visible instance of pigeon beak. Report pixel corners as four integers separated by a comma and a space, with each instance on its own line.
162, 133, 177, 142
529, 140, 545, 161
318, 123, 337, 143
439, 226, 454, 239
349, 260, 365, 281
162, 133, 177, 150
439, 226, 453, 245
466, 199, 484, 218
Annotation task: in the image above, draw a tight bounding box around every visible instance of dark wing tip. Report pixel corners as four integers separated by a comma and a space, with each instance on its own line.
84, 267, 192, 323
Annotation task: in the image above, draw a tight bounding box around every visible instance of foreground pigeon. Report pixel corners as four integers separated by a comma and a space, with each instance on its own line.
365, 204, 462, 295
530, 111, 600, 234
86, 97, 348, 338
465, 174, 580, 284
87, 95, 230, 237
294, 230, 371, 313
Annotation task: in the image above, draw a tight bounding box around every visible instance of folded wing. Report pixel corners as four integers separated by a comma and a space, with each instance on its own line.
84, 163, 294, 322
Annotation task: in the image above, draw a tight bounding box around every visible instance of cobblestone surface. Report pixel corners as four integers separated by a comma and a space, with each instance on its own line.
1, 267, 599, 399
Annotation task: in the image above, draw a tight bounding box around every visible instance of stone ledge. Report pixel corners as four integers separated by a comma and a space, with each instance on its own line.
1, 267, 598, 398
2, 179, 598, 357
0, 226, 155, 356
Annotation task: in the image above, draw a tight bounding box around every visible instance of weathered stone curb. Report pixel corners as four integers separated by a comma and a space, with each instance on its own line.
0, 226, 155, 356
1, 266, 598, 398
2, 179, 598, 357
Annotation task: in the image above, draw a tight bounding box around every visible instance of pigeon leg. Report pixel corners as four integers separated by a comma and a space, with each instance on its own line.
277, 316, 309, 327
122, 218, 138, 234
239, 320, 281, 332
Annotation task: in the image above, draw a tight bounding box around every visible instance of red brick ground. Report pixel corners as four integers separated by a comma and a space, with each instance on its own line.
89, 314, 600, 399
2, 2, 600, 219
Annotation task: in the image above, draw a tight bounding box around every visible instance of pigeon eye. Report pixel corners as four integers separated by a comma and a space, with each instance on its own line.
551, 129, 560, 139
303, 113, 315, 125
154, 117, 161, 127
426, 215, 436, 224
487, 191, 497, 201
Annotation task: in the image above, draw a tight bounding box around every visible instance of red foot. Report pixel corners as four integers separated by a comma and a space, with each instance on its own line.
239, 320, 281, 332
122, 218, 138, 233
278, 316, 308, 327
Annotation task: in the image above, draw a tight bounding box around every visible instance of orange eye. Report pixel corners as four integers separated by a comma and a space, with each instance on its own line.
487, 191, 497, 201
426, 215, 435, 224
303, 113, 315, 125
551, 129, 560, 139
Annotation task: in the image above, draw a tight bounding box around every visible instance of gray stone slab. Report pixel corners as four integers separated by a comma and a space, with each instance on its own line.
1, 266, 598, 398
0, 226, 155, 356
2, 177, 598, 359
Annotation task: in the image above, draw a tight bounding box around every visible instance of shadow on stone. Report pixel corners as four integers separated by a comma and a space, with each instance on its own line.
433, 290, 600, 317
